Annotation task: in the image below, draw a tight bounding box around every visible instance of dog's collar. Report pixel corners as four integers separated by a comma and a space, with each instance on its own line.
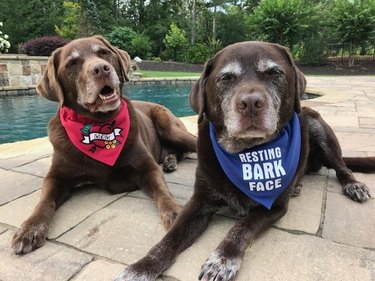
209, 113, 301, 209
59, 100, 130, 166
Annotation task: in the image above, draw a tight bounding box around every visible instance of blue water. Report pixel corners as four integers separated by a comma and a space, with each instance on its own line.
0, 83, 195, 144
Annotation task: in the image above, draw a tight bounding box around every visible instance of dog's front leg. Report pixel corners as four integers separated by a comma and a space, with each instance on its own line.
12, 175, 69, 254
139, 160, 182, 229
116, 194, 221, 281
199, 202, 288, 281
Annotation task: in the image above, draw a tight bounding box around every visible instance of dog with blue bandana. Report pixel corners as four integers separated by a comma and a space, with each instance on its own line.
116, 41, 374, 281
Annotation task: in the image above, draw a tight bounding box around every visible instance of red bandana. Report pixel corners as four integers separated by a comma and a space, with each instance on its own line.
59, 100, 130, 166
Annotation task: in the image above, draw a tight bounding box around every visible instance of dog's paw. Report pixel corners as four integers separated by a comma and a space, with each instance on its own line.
162, 154, 177, 173
291, 182, 303, 197
159, 198, 181, 230
12, 221, 48, 255
198, 251, 241, 281
343, 181, 371, 203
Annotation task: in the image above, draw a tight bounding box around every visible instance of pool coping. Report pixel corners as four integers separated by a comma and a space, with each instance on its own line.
0, 78, 199, 97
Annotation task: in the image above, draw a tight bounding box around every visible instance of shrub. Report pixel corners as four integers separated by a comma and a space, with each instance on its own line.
163, 23, 188, 61
131, 33, 152, 59
106, 26, 137, 53
20, 36, 70, 56
185, 43, 211, 64
247, 0, 320, 50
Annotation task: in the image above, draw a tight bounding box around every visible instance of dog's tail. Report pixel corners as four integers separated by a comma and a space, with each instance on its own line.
343, 157, 375, 173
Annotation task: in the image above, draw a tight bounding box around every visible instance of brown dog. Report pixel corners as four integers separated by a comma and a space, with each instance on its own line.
116, 41, 374, 281
11, 36, 197, 255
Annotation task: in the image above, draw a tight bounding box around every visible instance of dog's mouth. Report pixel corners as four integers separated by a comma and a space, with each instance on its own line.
99, 85, 118, 103
84, 85, 121, 113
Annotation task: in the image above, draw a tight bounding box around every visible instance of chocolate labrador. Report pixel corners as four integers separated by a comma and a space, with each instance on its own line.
116, 41, 374, 281
11, 36, 197, 255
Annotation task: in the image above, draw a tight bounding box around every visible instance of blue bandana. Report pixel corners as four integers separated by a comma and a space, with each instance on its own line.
209, 113, 301, 209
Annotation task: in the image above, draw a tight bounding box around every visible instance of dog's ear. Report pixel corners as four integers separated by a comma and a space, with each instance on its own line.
93, 35, 131, 85
189, 59, 213, 123
277, 45, 306, 113
37, 48, 64, 105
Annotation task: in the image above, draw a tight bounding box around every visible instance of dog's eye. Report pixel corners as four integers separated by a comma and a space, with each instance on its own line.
97, 48, 111, 56
264, 67, 284, 76
65, 57, 81, 68
218, 73, 237, 82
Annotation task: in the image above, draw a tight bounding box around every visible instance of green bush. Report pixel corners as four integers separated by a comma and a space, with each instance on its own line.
247, 0, 320, 50
131, 33, 152, 59
163, 23, 188, 61
185, 43, 211, 64
106, 26, 137, 52
329, 0, 375, 47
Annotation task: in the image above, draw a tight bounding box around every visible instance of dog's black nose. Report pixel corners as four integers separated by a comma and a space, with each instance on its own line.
91, 62, 111, 78
236, 93, 265, 115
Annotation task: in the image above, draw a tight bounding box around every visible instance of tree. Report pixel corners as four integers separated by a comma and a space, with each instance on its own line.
105, 26, 137, 52
0, 0, 64, 52
247, 0, 320, 51
131, 33, 152, 59
163, 23, 188, 61
55, 1, 81, 39
329, 0, 375, 66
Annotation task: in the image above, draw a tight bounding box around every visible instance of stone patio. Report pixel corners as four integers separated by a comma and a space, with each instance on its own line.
0, 76, 374, 281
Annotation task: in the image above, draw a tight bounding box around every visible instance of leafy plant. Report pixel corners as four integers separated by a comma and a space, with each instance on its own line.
106, 26, 137, 53
55, 1, 80, 39
163, 23, 188, 61
247, 0, 320, 51
329, 0, 375, 66
130, 33, 152, 59
185, 43, 211, 64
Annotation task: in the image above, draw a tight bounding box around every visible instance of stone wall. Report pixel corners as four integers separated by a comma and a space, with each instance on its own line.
0, 55, 47, 96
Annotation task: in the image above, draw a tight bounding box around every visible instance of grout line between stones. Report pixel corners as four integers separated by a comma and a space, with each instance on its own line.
315, 168, 329, 238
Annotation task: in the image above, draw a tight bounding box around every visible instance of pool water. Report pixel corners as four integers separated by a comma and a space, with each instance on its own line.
0, 83, 195, 144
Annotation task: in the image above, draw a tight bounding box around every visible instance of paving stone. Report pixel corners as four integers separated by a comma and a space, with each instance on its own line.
323, 192, 375, 249
0, 187, 124, 239
335, 131, 375, 153
236, 229, 375, 281
165, 226, 375, 281
320, 114, 359, 128
129, 182, 194, 205
0, 169, 42, 205
0, 226, 7, 234
0, 137, 52, 169
360, 117, 375, 128
164, 216, 236, 280
71, 260, 168, 281
57, 196, 167, 264
0, 231, 93, 281
13, 156, 51, 177
275, 175, 324, 234
71, 260, 125, 281
164, 158, 197, 188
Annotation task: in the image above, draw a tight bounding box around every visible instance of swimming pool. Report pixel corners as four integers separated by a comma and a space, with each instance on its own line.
0, 83, 195, 144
